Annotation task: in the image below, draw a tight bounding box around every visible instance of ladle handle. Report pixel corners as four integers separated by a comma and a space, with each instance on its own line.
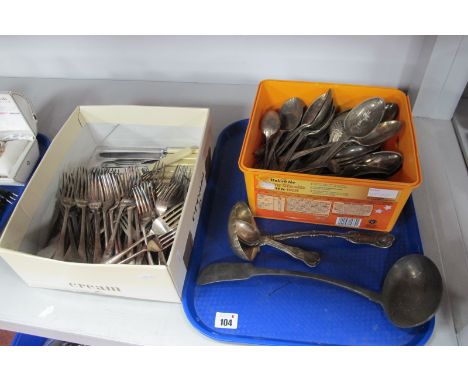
269, 230, 395, 249
261, 237, 320, 267
197, 262, 382, 305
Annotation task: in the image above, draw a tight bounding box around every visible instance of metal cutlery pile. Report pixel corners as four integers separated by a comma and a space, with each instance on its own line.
0, 188, 18, 214
197, 201, 443, 329
40, 164, 191, 265
256, 90, 404, 179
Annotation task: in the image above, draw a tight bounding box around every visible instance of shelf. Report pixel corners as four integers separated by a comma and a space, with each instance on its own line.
0, 77, 464, 345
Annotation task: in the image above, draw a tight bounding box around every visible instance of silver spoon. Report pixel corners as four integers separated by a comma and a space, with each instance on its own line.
334, 143, 381, 162
266, 98, 306, 168
276, 89, 333, 156
279, 97, 306, 131
294, 120, 402, 172
235, 219, 321, 267
260, 110, 281, 168
382, 103, 399, 122
337, 151, 403, 178
279, 105, 336, 171
197, 254, 443, 329
327, 110, 349, 143
300, 97, 385, 168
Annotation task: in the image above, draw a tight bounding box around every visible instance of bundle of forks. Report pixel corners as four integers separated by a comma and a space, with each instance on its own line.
42, 164, 191, 265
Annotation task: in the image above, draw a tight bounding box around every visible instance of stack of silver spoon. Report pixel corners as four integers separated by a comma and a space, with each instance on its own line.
256, 90, 403, 179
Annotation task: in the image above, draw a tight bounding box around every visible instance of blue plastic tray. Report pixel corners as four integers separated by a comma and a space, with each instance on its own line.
11, 333, 48, 346
182, 119, 434, 346
0, 134, 50, 233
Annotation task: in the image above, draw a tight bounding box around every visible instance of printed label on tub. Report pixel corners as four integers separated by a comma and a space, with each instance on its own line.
367, 188, 399, 200
257, 176, 372, 200
257, 193, 285, 212
286, 197, 332, 216
214, 312, 238, 329
253, 176, 399, 230
332, 202, 373, 217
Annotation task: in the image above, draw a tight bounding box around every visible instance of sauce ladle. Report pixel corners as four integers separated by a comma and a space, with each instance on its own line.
227, 202, 395, 267
197, 254, 443, 328
235, 219, 321, 267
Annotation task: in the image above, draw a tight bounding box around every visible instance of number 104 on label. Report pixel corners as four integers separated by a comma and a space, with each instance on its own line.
215, 312, 238, 329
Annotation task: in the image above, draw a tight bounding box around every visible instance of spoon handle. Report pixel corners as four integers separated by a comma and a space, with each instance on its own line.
269, 230, 395, 249
310, 140, 348, 167
263, 138, 271, 168
196, 262, 382, 305
261, 237, 320, 267
265, 131, 284, 169
289, 142, 335, 162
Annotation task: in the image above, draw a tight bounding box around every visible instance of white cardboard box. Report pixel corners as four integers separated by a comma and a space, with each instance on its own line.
0, 105, 213, 302
0, 92, 40, 185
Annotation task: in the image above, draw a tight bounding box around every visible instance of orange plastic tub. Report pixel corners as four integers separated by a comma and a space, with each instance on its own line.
239, 80, 422, 232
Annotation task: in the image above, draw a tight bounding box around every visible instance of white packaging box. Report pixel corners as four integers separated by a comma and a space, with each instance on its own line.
0, 105, 213, 302
0, 92, 40, 185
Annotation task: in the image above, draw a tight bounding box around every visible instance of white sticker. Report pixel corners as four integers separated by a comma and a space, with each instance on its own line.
335, 217, 362, 228
214, 312, 238, 329
367, 188, 399, 200
259, 181, 275, 190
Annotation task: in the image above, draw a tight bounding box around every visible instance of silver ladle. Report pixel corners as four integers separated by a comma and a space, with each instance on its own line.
235, 219, 321, 267
228, 202, 320, 267
228, 202, 395, 265
197, 254, 443, 329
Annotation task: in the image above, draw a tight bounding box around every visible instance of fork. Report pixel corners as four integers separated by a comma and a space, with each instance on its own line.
74, 167, 89, 262
133, 184, 156, 265
103, 202, 183, 264
102, 168, 139, 262
100, 170, 115, 247
117, 230, 176, 265
88, 169, 104, 263
51, 172, 75, 261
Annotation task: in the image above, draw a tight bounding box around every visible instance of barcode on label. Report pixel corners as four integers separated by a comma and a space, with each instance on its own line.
335, 217, 362, 228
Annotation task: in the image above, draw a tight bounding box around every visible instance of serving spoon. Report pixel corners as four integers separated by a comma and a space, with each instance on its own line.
197, 254, 443, 329
228, 202, 395, 263
235, 219, 321, 267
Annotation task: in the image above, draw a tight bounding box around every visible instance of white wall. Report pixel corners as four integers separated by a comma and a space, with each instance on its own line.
0, 36, 428, 91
